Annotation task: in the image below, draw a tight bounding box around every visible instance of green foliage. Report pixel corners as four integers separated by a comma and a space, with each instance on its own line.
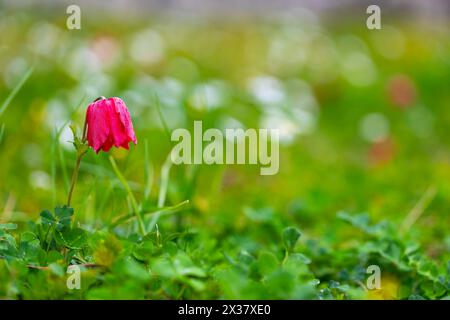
282, 227, 302, 252
0, 203, 449, 299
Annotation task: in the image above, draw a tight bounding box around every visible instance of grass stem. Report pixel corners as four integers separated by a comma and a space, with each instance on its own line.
67, 152, 84, 207
109, 156, 146, 236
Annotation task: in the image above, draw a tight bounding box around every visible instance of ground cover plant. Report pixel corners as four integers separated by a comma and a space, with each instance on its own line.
0, 2, 449, 299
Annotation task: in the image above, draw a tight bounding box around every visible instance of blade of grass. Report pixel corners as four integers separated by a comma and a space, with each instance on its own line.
158, 153, 173, 209
158, 158, 171, 212
110, 199, 189, 228
0, 123, 4, 144
147, 153, 173, 231
51, 123, 70, 200
109, 156, 146, 236
0, 67, 34, 118
143, 139, 154, 205
400, 185, 437, 234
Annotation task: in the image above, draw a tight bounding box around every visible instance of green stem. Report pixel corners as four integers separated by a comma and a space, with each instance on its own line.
109, 156, 146, 236
67, 120, 88, 207
147, 153, 173, 232
158, 153, 173, 208
110, 199, 189, 228
67, 152, 84, 207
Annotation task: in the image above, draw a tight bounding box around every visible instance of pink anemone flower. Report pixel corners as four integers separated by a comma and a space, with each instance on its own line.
86, 97, 137, 153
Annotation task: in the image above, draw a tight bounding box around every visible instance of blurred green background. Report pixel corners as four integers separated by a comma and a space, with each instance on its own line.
0, 0, 449, 299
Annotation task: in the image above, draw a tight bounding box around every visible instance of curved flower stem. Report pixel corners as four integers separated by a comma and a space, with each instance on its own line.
67, 153, 84, 207
67, 121, 88, 207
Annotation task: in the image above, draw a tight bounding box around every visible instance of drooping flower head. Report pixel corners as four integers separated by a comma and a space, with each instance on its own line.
86, 97, 137, 153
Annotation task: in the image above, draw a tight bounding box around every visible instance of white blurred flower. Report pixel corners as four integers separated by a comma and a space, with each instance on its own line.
291, 108, 317, 135
359, 113, 390, 142
189, 81, 228, 111
29, 171, 51, 190
159, 77, 185, 108
67, 46, 102, 79
59, 124, 74, 151
27, 22, 61, 56
248, 76, 285, 107
129, 29, 165, 65
45, 99, 68, 129
161, 77, 184, 95
261, 111, 301, 145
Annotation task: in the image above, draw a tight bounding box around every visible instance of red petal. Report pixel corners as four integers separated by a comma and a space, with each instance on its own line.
112, 97, 137, 145
86, 100, 110, 152
101, 135, 114, 152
